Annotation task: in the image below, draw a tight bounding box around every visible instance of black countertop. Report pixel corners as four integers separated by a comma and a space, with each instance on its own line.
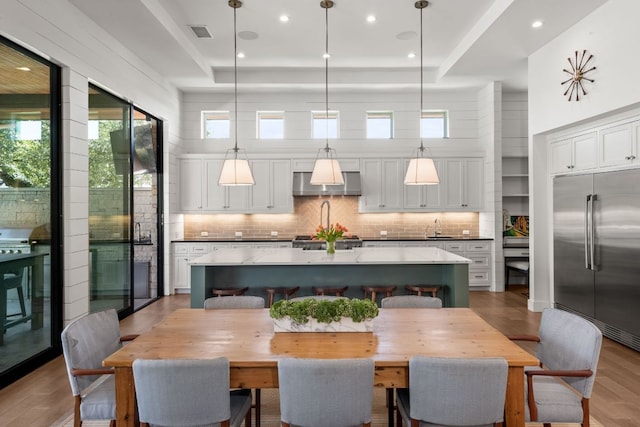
172, 236, 493, 243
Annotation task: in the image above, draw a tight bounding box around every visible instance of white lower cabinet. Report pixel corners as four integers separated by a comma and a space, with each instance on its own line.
172, 242, 293, 293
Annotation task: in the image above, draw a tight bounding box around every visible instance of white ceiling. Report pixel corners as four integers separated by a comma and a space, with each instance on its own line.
68, 0, 608, 93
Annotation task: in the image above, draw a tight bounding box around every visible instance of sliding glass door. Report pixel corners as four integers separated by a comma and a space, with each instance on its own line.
0, 36, 62, 388
88, 86, 132, 313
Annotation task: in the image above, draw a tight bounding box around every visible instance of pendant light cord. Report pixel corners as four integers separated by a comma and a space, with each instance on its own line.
419, 2, 425, 155
324, 1, 330, 154
233, 4, 239, 157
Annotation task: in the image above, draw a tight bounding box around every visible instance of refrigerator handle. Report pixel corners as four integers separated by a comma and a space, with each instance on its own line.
585, 194, 591, 270
590, 194, 597, 271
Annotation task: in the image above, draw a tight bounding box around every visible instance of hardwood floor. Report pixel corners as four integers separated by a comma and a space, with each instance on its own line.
0, 289, 638, 426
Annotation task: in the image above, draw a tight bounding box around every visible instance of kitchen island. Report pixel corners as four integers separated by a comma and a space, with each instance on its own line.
189, 247, 470, 308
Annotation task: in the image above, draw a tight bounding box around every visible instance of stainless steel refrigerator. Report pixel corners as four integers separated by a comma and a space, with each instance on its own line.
554, 169, 640, 351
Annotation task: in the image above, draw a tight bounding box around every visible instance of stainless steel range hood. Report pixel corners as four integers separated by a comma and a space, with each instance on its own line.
292, 171, 361, 196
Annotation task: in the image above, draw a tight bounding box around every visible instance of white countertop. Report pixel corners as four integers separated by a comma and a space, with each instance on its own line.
189, 247, 470, 266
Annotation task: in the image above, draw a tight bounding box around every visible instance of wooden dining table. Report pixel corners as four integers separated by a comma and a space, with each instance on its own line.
103, 307, 539, 427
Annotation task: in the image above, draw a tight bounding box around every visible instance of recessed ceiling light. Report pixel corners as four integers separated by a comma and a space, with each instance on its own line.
237, 52, 245, 59
280, 15, 290, 23
408, 52, 416, 59
366, 15, 376, 23
531, 20, 543, 28
16, 67, 31, 71
322, 52, 331, 59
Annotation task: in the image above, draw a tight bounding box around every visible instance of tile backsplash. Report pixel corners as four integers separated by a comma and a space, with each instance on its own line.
183, 197, 479, 239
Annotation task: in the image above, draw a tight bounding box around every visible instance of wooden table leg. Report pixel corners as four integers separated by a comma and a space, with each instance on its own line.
505, 365, 525, 427
114, 367, 138, 427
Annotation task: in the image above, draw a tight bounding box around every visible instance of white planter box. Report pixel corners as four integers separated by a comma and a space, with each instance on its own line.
272, 317, 374, 333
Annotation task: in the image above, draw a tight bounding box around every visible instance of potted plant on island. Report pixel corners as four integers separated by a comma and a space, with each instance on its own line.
314, 222, 349, 254
269, 298, 379, 332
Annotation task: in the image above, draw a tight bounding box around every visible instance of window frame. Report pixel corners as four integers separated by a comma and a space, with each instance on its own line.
256, 110, 285, 139
366, 110, 394, 139
311, 110, 340, 139
201, 111, 230, 139
420, 110, 449, 139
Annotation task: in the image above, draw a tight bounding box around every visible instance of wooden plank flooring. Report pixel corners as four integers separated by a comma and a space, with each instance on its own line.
0, 288, 638, 426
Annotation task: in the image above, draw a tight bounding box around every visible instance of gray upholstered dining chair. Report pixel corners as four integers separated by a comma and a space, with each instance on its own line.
203, 295, 265, 309
510, 308, 602, 427
396, 356, 508, 427
60, 308, 137, 427
204, 294, 264, 426
132, 358, 252, 427
380, 295, 442, 308
278, 358, 375, 427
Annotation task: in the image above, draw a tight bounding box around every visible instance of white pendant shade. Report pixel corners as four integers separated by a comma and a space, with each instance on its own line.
310, 158, 344, 185
404, 157, 440, 185
218, 158, 255, 186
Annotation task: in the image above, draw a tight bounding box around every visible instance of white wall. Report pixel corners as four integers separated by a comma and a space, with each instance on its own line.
528, 0, 640, 310
181, 89, 485, 159
1, 0, 182, 322
529, 0, 640, 135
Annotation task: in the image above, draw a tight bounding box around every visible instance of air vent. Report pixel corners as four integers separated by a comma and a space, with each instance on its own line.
189, 25, 213, 39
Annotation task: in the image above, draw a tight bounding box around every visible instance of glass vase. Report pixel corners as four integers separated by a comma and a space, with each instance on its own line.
326, 240, 336, 255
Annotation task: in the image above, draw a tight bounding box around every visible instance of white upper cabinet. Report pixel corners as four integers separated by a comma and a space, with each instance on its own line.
180, 159, 205, 211
403, 158, 443, 211
249, 159, 293, 213
599, 122, 640, 168
359, 159, 403, 212
549, 132, 597, 174
204, 159, 250, 212
442, 158, 483, 210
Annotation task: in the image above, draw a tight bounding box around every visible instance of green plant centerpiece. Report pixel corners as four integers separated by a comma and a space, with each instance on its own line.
269, 298, 379, 333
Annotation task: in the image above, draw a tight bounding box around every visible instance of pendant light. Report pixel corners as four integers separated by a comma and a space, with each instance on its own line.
310, 0, 344, 186
404, 0, 440, 186
219, 0, 255, 186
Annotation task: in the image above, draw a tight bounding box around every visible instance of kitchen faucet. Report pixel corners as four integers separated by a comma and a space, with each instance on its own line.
320, 200, 331, 229
433, 218, 442, 237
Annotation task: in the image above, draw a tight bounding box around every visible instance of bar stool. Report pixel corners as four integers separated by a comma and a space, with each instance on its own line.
211, 287, 249, 297
405, 284, 444, 306
312, 286, 348, 296
4, 270, 27, 319
361, 285, 397, 305
505, 260, 529, 289
265, 286, 300, 308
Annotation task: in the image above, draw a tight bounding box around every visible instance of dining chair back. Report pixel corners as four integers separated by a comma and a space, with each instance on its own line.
278, 358, 374, 427
204, 295, 265, 309
132, 358, 252, 427
523, 308, 603, 426
203, 294, 265, 426
397, 356, 508, 427
60, 309, 123, 426
381, 295, 442, 308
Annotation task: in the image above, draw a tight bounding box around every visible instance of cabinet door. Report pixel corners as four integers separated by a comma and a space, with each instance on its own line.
359, 159, 403, 212
249, 160, 271, 211
572, 132, 597, 171
180, 159, 204, 211
268, 160, 293, 213
599, 123, 633, 168
173, 252, 190, 290
205, 159, 249, 212
464, 158, 483, 210
549, 139, 573, 174
381, 160, 403, 210
403, 159, 442, 210
443, 158, 483, 210
359, 159, 385, 211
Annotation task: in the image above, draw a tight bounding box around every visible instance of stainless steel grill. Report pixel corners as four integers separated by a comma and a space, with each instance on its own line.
0, 228, 33, 254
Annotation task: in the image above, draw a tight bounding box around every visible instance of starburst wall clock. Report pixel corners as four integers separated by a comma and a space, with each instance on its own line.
561, 50, 596, 101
